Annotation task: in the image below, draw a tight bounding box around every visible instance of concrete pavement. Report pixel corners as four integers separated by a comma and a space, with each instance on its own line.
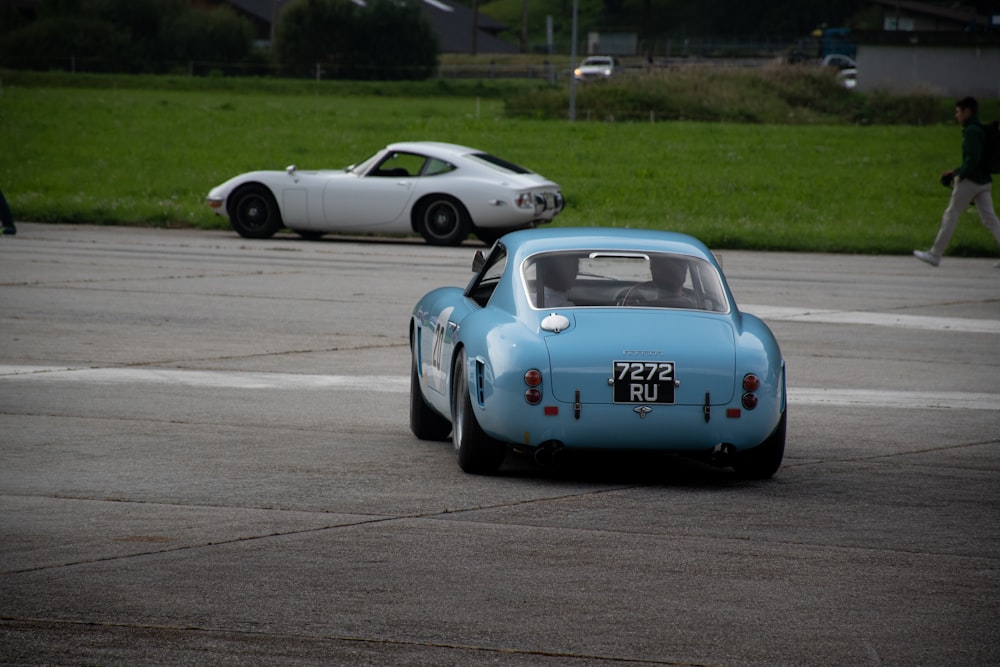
1, 224, 998, 665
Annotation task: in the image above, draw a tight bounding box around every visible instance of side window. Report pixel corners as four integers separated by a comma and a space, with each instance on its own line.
371, 152, 427, 177
688, 260, 729, 312
523, 252, 581, 309
424, 158, 457, 176
467, 247, 507, 307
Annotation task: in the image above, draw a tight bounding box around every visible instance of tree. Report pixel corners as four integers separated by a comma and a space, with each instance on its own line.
274, 0, 358, 76
353, 0, 437, 80
0, 15, 133, 71
0, 0, 255, 73
275, 0, 438, 80
160, 6, 256, 70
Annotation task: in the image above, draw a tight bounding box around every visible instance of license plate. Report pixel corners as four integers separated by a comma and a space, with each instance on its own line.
613, 361, 675, 404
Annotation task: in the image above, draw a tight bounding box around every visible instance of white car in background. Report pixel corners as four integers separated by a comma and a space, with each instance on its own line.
573, 55, 621, 81
820, 54, 856, 70
206, 141, 565, 246
836, 67, 857, 89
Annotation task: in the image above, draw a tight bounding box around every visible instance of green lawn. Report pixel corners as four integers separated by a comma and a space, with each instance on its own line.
0, 73, 995, 256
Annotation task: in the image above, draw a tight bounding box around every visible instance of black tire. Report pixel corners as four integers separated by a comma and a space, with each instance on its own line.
734, 411, 786, 480
475, 224, 533, 247
416, 196, 469, 246
228, 184, 282, 239
451, 352, 506, 474
410, 346, 452, 441
473, 227, 509, 247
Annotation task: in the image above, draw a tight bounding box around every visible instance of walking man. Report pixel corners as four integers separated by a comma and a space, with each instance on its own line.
0, 189, 15, 236
914, 96, 1000, 267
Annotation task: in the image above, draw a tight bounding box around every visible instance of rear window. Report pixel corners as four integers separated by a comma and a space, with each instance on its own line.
466, 153, 533, 175
522, 251, 729, 313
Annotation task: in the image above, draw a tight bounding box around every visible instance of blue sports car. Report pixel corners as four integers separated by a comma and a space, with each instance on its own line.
409, 228, 786, 478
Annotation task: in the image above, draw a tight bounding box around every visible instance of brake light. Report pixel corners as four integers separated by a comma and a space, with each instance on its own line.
741, 374, 759, 410
524, 369, 542, 405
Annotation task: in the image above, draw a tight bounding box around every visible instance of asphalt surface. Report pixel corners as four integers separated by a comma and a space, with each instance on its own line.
1, 224, 998, 666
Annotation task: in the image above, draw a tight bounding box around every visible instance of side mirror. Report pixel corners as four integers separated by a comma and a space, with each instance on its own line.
471, 249, 486, 273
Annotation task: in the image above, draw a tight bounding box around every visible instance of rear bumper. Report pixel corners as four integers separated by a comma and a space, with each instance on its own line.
478, 399, 782, 453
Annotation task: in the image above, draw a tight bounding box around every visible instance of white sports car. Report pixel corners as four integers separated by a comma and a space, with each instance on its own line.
206, 141, 565, 246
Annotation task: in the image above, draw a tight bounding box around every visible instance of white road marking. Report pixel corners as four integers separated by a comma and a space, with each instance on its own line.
791, 388, 999, 411
1, 366, 997, 411
0, 366, 410, 392
743, 305, 1000, 334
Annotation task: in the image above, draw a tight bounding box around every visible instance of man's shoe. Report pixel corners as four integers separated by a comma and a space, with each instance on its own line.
913, 250, 940, 267
1, 226, 15, 236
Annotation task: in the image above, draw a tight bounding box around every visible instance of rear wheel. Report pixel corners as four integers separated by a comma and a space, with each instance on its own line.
409, 344, 452, 441
452, 352, 506, 474
474, 226, 515, 247
416, 196, 469, 246
229, 184, 282, 239
734, 411, 786, 480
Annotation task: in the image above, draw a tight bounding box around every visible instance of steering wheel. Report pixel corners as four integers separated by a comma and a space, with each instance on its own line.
615, 281, 657, 306
616, 282, 695, 308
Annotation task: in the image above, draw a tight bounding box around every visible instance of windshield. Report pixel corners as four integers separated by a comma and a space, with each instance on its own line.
346, 151, 380, 174
522, 251, 729, 312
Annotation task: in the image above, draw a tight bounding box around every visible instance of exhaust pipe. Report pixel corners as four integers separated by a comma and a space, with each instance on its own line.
711, 443, 737, 467
534, 440, 565, 467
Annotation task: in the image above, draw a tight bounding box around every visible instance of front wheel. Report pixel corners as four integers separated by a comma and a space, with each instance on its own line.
416, 196, 469, 246
228, 184, 282, 239
452, 352, 506, 474
734, 411, 786, 480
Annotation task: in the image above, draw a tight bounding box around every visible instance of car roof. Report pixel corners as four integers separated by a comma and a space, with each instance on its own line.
500, 227, 717, 263
384, 141, 478, 158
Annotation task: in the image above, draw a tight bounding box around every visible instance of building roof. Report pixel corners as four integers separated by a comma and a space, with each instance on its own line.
415, 0, 517, 53
229, 0, 518, 53
869, 0, 994, 30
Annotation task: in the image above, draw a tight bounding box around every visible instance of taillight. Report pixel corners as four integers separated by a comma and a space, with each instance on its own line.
741, 374, 759, 410
524, 369, 542, 404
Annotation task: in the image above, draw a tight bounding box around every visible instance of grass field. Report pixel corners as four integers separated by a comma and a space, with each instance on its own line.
1, 71, 997, 256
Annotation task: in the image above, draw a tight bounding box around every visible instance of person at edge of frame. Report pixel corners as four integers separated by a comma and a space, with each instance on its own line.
0, 188, 15, 236
913, 96, 1000, 268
